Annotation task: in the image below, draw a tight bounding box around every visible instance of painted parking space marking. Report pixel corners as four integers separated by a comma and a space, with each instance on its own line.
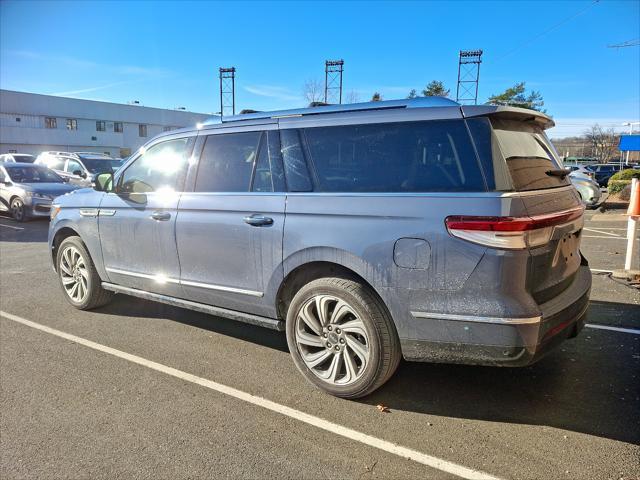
586, 324, 640, 335
590, 268, 613, 273
0, 310, 500, 480
0, 223, 24, 230
584, 228, 621, 237
583, 235, 627, 240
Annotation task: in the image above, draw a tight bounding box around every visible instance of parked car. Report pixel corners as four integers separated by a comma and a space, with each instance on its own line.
565, 164, 595, 179
36, 152, 122, 186
569, 171, 601, 207
0, 153, 36, 163
586, 163, 623, 187
0, 163, 78, 221
48, 98, 591, 398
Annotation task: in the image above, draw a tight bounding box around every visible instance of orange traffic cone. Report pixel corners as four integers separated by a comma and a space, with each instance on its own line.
628, 178, 640, 218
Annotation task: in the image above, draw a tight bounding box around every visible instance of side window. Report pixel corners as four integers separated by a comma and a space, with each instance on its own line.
303, 120, 485, 193
194, 131, 261, 192
46, 157, 66, 170
252, 134, 273, 192
118, 138, 190, 194
66, 159, 83, 174
280, 129, 312, 192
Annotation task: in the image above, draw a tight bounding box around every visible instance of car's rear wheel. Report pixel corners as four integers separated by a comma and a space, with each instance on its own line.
10, 197, 28, 222
286, 277, 401, 398
56, 236, 113, 310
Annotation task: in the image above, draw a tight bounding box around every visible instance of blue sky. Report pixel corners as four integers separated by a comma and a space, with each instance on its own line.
1, 0, 638, 137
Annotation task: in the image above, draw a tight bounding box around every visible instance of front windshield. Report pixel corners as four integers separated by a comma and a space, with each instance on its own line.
6, 165, 63, 183
80, 157, 117, 173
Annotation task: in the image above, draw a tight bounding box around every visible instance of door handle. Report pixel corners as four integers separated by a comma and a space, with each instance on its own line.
243, 214, 273, 226
150, 211, 171, 221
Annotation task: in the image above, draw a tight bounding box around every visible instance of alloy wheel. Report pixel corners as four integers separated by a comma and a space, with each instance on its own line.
294, 294, 370, 385
59, 246, 89, 303
10, 199, 24, 221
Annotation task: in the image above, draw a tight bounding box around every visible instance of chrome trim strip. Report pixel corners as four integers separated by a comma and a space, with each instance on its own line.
105, 267, 263, 297
79, 208, 98, 217
105, 267, 180, 284
497, 185, 575, 197
181, 279, 263, 297
410, 311, 542, 325
99, 209, 116, 216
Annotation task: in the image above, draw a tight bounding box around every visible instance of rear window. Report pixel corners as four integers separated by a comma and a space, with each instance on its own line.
301, 120, 486, 193
483, 118, 569, 192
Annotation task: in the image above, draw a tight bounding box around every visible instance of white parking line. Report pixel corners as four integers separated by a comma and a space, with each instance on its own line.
583, 235, 627, 240
586, 324, 640, 335
590, 268, 613, 273
0, 310, 499, 480
0, 223, 24, 230
584, 228, 621, 237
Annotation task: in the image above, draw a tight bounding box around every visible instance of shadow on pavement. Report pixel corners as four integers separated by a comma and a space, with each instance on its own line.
95, 294, 290, 353
0, 216, 49, 243
366, 299, 640, 445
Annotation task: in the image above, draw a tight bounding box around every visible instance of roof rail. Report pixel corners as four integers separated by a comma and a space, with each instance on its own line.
201, 96, 459, 126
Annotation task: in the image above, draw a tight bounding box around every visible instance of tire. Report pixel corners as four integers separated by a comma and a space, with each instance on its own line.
56, 236, 113, 310
10, 197, 29, 222
285, 277, 401, 398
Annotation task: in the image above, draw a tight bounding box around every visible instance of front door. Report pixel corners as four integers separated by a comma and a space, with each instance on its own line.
176, 127, 285, 318
99, 136, 195, 297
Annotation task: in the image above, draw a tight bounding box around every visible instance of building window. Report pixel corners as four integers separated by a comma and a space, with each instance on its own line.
163, 126, 173, 132
45, 117, 57, 129
15, 117, 21, 122
114, 122, 123, 133
139, 124, 147, 137
96, 121, 106, 132
66, 119, 78, 130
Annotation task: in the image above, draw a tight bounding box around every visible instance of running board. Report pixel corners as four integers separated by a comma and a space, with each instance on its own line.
101, 282, 285, 331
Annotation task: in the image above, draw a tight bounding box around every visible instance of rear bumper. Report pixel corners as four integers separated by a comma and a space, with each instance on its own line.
401, 265, 591, 366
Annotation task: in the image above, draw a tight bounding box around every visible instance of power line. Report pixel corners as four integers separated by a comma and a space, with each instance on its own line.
492, 0, 599, 63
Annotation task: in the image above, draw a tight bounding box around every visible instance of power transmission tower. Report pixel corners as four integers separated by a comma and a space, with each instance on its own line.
324, 60, 344, 104
456, 50, 483, 105
219, 67, 236, 117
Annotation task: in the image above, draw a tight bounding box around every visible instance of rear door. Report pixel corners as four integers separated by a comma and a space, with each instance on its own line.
99, 135, 195, 297
467, 116, 584, 303
175, 124, 285, 318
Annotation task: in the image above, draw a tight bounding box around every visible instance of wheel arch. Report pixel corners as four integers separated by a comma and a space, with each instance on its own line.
275, 260, 390, 324
51, 226, 81, 270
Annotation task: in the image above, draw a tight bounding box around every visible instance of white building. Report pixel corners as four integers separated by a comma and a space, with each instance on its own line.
0, 89, 211, 158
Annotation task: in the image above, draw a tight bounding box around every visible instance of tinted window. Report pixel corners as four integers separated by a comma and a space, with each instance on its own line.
41, 156, 66, 170
195, 131, 261, 192
118, 138, 190, 193
5, 165, 63, 183
66, 159, 83, 173
303, 120, 485, 192
252, 134, 273, 192
490, 118, 569, 191
280, 129, 312, 192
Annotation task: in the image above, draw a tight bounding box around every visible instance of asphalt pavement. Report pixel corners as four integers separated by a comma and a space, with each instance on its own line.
0, 211, 638, 480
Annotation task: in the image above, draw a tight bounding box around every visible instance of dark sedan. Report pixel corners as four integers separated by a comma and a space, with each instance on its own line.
0, 163, 79, 221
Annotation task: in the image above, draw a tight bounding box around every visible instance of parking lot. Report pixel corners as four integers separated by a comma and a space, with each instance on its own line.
0, 211, 638, 480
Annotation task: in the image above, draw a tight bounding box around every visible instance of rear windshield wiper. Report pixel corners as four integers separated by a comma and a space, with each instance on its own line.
545, 168, 572, 179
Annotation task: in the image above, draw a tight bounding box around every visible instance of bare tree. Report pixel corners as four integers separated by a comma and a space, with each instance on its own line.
345, 90, 360, 104
583, 124, 619, 162
303, 78, 324, 105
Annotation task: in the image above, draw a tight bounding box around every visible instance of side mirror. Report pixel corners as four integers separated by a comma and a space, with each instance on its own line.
73, 170, 87, 178
94, 172, 114, 192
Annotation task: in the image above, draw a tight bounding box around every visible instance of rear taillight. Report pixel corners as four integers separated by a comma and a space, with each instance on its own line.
445, 206, 584, 250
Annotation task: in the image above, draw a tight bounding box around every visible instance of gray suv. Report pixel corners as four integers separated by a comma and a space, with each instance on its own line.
48, 98, 591, 398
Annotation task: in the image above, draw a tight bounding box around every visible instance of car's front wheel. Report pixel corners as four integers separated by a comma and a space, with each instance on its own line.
286, 277, 401, 398
56, 236, 113, 310
10, 197, 28, 222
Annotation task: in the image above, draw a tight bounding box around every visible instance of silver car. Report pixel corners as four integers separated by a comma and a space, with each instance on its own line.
0, 163, 78, 221
48, 98, 591, 398
36, 152, 122, 187
569, 171, 601, 207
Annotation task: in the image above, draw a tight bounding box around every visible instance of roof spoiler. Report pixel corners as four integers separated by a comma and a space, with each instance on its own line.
461, 105, 555, 129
